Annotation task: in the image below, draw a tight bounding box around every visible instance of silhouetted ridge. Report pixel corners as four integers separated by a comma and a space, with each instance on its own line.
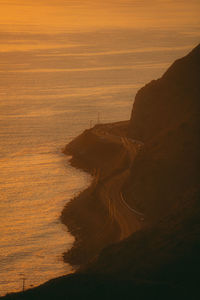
129, 43, 200, 142
125, 44, 200, 220
163, 43, 200, 84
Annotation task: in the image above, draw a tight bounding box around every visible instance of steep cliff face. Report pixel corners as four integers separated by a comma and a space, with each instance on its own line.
83, 44, 200, 294
125, 44, 200, 221
129, 44, 200, 142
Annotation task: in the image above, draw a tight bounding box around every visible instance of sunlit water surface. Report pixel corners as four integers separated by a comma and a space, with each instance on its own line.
0, 1, 200, 296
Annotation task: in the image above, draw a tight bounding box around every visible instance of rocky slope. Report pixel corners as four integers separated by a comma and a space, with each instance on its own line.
61, 120, 142, 266
124, 43, 200, 221
82, 43, 200, 295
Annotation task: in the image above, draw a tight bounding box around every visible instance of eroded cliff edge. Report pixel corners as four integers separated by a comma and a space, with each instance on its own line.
61, 120, 145, 266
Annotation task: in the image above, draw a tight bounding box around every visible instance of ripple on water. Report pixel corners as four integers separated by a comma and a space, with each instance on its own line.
0, 149, 91, 295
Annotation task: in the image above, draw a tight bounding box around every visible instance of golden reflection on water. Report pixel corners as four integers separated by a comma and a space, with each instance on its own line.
0, 0, 199, 33
0, 149, 90, 295
0, 43, 80, 53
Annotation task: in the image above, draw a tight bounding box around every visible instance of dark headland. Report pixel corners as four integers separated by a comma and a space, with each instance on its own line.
2, 44, 200, 299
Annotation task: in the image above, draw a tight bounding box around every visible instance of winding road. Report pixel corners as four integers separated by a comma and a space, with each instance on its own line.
93, 127, 145, 240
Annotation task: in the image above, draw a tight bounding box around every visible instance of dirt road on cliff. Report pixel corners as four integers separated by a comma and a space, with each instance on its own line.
63, 122, 145, 264
94, 128, 144, 240
100, 170, 143, 240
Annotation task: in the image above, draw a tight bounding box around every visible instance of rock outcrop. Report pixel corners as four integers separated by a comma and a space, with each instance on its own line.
124, 44, 200, 221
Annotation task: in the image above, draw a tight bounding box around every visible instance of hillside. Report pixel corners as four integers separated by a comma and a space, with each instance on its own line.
83, 43, 200, 295
124, 43, 200, 221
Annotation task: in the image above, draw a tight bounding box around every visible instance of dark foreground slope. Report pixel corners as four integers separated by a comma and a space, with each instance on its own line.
83, 43, 200, 294
2, 45, 200, 299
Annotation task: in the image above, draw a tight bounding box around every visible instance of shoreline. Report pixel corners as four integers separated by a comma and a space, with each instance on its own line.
60, 121, 144, 268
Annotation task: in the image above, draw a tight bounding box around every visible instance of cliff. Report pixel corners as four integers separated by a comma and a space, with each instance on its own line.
82, 43, 200, 295
61, 120, 142, 266
124, 44, 200, 221
129, 43, 200, 142
82, 43, 200, 296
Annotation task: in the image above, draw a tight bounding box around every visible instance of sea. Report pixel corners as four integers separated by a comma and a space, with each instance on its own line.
0, 0, 199, 296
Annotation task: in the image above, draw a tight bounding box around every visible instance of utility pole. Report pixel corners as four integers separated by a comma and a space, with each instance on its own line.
20, 273, 26, 292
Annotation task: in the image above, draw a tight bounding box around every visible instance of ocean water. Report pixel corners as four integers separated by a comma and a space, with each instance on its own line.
0, 0, 200, 296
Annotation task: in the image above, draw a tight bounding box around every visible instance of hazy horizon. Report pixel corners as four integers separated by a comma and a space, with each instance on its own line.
0, 0, 200, 32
